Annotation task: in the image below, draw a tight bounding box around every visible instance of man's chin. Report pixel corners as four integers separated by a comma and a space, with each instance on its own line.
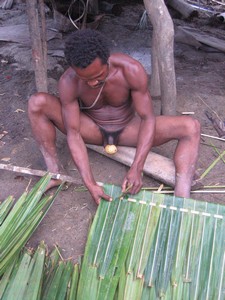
90, 82, 105, 89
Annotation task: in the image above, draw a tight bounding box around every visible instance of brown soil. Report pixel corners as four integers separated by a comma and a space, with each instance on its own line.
0, 1, 225, 261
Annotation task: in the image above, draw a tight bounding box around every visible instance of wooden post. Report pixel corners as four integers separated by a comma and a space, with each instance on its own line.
150, 30, 161, 97
26, 0, 48, 92
144, 0, 177, 115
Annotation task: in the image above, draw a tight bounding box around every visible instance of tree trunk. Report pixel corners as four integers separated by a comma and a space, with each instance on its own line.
150, 30, 161, 97
26, 0, 48, 92
144, 0, 177, 115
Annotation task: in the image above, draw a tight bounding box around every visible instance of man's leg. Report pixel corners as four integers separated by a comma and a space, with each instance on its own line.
118, 115, 201, 198
28, 93, 65, 180
28, 92, 103, 189
154, 116, 201, 198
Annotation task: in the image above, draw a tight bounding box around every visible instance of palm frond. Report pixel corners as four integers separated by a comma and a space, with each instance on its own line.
1, 181, 224, 299
77, 184, 225, 299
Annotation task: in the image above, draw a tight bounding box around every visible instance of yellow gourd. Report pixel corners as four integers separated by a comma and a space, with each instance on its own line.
104, 144, 117, 155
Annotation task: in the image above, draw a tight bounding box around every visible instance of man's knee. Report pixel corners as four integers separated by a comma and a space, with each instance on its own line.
28, 92, 49, 114
184, 117, 201, 140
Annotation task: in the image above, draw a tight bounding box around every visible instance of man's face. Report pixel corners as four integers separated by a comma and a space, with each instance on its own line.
74, 58, 109, 89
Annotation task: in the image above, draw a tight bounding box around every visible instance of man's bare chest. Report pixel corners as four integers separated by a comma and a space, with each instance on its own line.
78, 83, 130, 109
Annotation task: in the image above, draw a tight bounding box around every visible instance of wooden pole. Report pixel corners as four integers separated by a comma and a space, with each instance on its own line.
38, 0, 47, 73
144, 0, 177, 115
150, 30, 161, 97
0, 163, 82, 185
26, 0, 48, 92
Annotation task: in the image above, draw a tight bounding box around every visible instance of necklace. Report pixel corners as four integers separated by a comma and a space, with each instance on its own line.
79, 62, 110, 110
79, 81, 106, 110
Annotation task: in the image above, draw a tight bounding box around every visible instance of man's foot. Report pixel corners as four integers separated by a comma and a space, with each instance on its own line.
45, 179, 63, 191
191, 171, 204, 191
191, 179, 204, 191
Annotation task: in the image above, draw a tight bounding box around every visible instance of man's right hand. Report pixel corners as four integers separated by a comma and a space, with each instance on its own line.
88, 183, 112, 205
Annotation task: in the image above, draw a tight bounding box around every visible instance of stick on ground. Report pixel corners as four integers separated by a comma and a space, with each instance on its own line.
0, 163, 82, 185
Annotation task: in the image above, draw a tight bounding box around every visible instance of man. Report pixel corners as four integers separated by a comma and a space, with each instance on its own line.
28, 29, 200, 205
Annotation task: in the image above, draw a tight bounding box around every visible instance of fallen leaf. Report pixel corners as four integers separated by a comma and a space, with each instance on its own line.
0, 131, 8, 140
1, 157, 11, 162
1, 59, 8, 64
15, 108, 25, 113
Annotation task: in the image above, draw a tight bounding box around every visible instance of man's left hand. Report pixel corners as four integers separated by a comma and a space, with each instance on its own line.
122, 168, 143, 195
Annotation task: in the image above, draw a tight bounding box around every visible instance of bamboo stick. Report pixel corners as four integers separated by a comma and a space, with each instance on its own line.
0, 163, 81, 185
151, 190, 225, 194
200, 149, 225, 179
211, 143, 225, 164
201, 133, 225, 142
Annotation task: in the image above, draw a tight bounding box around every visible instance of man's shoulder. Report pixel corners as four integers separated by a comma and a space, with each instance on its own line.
58, 67, 78, 99
110, 52, 138, 64
110, 53, 144, 75
110, 53, 148, 90
59, 67, 76, 82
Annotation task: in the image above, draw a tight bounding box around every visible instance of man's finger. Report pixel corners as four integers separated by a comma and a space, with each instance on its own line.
95, 198, 101, 205
103, 194, 112, 202
130, 183, 142, 195
126, 183, 133, 192
122, 179, 128, 192
101, 192, 112, 202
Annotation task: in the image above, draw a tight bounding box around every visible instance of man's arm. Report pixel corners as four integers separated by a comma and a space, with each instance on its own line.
58, 72, 111, 204
122, 61, 156, 194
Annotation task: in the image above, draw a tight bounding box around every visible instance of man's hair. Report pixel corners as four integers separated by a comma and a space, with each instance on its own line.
65, 29, 110, 68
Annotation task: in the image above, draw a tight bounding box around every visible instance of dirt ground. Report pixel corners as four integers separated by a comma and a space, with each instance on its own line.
0, 1, 225, 260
